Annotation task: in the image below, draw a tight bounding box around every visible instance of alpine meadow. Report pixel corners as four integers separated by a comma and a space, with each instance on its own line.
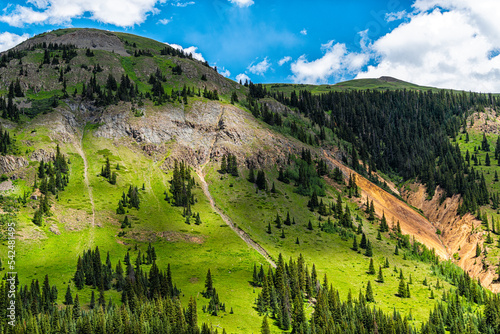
2, 25, 500, 334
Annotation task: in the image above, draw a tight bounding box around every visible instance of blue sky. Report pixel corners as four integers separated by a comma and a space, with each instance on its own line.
1, 0, 500, 92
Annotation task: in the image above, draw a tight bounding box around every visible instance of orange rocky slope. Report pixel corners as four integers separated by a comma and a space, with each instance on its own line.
322, 150, 450, 260
403, 184, 500, 292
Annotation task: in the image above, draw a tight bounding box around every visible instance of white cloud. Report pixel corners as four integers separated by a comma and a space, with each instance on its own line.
236, 73, 250, 84
300, 29, 307, 36
219, 68, 231, 77
290, 41, 369, 84
356, 0, 500, 92
228, 0, 254, 8
172, 1, 195, 7
0, 0, 165, 27
247, 57, 271, 75
158, 17, 171, 24
0, 32, 30, 52
385, 10, 407, 22
278, 56, 292, 66
168, 43, 206, 62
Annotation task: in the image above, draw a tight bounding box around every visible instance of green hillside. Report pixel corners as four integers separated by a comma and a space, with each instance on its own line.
0, 28, 498, 334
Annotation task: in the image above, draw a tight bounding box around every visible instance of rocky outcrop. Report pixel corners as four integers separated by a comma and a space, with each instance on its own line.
0, 155, 29, 174
30, 149, 55, 162
93, 100, 305, 170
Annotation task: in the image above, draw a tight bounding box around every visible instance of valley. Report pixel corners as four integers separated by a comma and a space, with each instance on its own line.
0, 28, 498, 333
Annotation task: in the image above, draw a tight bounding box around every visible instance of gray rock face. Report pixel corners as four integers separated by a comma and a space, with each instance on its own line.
30, 149, 55, 162
92, 100, 304, 169
0, 155, 29, 174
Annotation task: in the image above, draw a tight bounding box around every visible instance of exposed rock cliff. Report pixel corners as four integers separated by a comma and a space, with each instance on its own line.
0, 155, 29, 174
402, 184, 500, 292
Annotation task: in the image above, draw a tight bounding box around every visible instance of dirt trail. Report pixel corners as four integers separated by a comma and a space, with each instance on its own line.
323, 150, 450, 260
196, 128, 276, 267
74, 130, 96, 249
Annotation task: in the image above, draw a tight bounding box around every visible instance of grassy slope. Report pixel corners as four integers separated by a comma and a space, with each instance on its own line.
204, 164, 457, 327
455, 129, 500, 265
0, 29, 489, 332
265, 78, 457, 96
3, 122, 265, 333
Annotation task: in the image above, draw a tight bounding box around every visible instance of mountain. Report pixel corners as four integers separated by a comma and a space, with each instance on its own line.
0, 28, 499, 333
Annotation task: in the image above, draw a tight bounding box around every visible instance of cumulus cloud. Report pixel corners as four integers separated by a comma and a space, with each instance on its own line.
228, 0, 254, 8
236, 73, 250, 84
158, 17, 171, 25
300, 29, 307, 36
0, 32, 30, 52
356, 0, 500, 92
168, 43, 206, 62
247, 57, 271, 75
219, 68, 231, 77
290, 41, 369, 84
278, 56, 292, 66
0, 0, 166, 27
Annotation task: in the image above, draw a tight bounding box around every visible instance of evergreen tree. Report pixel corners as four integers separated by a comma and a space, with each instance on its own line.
367, 258, 375, 274
90, 290, 95, 309
360, 233, 367, 249
352, 235, 358, 251
204, 269, 213, 297
398, 277, 407, 298
261, 315, 271, 334
64, 285, 73, 305
307, 220, 313, 231
377, 266, 384, 283
365, 240, 373, 257
366, 281, 374, 302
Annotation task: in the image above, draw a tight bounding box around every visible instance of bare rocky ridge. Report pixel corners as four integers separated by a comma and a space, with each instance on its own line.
13, 29, 129, 56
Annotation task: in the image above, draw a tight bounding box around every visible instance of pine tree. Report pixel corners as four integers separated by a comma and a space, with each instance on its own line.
377, 266, 384, 283
73, 294, 80, 320
352, 235, 358, 251
266, 222, 272, 234
360, 233, 367, 249
307, 220, 313, 230
275, 214, 282, 228
64, 285, 73, 305
398, 277, 407, 298
363, 258, 374, 275
365, 240, 373, 257
366, 281, 375, 302
261, 315, 271, 334
280, 229, 285, 239
90, 290, 95, 309
248, 168, 255, 183
204, 269, 213, 297
284, 211, 291, 226
476, 243, 481, 257
116, 200, 125, 214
